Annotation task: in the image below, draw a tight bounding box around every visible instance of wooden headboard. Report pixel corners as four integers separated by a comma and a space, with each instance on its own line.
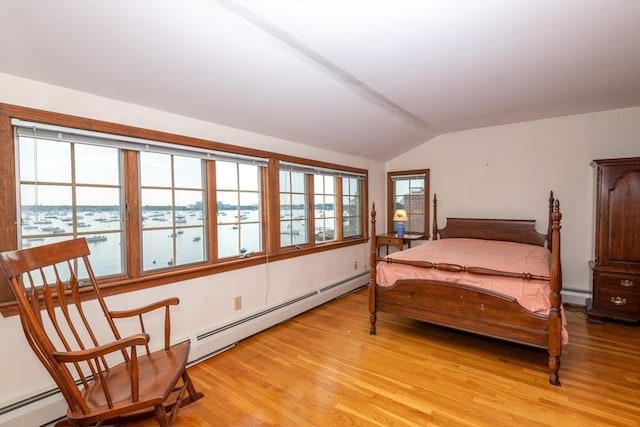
432, 192, 555, 248
437, 217, 547, 246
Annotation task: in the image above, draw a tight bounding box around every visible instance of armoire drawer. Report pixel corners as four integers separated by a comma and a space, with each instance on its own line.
595, 287, 640, 314
596, 273, 639, 292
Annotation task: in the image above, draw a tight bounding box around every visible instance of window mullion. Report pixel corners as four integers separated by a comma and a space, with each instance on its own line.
207, 160, 218, 261
124, 150, 141, 277
307, 175, 315, 246
266, 158, 280, 254
335, 178, 344, 239
170, 156, 177, 265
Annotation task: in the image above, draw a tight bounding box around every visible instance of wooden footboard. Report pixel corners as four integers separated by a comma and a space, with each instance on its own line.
369, 192, 563, 386
374, 280, 550, 348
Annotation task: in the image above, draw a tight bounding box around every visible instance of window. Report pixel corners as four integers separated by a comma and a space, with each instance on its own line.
216, 161, 263, 258
314, 174, 336, 242
16, 126, 125, 277
140, 152, 206, 270
0, 104, 368, 310
12, 119, 269, 274
279, 162, 365, 246
387, 169, 430, 237
279, 169, 308, 247
342, 177, 362, 238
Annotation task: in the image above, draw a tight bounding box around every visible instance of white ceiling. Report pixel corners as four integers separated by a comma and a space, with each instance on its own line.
1, 0, 639, 161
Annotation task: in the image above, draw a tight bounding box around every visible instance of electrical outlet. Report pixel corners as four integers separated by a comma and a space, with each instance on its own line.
354, 260, 358, 270
234, 296, 242, 310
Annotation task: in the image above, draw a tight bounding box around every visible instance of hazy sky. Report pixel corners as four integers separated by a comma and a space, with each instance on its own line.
18, 136, 261, 207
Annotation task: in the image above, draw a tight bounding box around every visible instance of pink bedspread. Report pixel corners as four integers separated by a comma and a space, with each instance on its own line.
377, 238, 568, 344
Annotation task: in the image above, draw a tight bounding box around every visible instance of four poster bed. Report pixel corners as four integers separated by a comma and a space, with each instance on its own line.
368, 192, 565, 385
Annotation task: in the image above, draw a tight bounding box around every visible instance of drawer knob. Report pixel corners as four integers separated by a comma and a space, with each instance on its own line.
620, 279, 634, 287
610, 296, 627, 306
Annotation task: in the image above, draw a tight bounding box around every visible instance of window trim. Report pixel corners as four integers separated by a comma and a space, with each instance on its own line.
386, 169, 430, 237
13, 119, 270, 166
0, 103, 368, 316
280, 160, 366, 180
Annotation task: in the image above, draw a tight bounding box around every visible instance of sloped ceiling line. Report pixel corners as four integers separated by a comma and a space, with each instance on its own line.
218, 0, 439, 135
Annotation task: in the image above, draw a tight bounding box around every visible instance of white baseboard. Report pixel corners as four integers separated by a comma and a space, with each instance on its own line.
188, 273, 368, 364
1, 275, 589, 427
0, 392, 65, 427
562, 288, 591, 306
0, 272, 369, 427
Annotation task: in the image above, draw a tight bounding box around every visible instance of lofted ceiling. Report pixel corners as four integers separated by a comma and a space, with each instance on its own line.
1, 0, 639, 161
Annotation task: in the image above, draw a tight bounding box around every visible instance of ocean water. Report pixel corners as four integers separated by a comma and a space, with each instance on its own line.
20, 208, 332, 278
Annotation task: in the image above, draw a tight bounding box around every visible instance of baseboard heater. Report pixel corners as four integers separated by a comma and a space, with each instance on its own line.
561, 288, 590, 306
188, 272, 368, 364
0, 389, 59, 418
0, 271, 369, 427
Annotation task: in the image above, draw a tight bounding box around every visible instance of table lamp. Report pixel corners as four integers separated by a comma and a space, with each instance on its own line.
393, 209, 408, 236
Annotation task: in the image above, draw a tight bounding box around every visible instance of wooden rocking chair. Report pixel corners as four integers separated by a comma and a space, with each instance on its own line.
0, 238, 203, 426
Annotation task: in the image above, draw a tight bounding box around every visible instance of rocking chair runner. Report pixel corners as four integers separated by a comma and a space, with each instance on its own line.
0, 238, 203, 426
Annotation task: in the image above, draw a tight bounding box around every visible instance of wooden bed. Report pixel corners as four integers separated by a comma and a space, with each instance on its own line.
368, 192, 564, 385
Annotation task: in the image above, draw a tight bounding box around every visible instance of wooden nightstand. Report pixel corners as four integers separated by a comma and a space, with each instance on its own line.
376, 233, 424, 256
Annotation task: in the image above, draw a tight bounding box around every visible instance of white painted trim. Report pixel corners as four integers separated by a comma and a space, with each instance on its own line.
562, 288, 591, 306
2, 273, 586, 426
188, 274, 367, 363
0, 273, 369, 427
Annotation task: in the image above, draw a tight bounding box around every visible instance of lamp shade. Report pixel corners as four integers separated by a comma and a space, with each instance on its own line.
392, 209, 408, 222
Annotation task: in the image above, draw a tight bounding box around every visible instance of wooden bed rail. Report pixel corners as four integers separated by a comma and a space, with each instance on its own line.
370, 194, 561, 287
377, 257, 551, 282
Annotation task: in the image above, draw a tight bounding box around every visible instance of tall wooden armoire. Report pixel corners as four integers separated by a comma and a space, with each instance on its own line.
587, 157, 640, 323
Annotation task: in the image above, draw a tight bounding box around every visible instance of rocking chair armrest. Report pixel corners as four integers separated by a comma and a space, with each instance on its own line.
109, 297, 180, 319
52, 333, 150, 363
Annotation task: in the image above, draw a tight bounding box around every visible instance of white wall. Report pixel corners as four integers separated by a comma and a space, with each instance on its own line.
0, 73, 385, 422
2, 71, 638, 422
388, 106, 640, 299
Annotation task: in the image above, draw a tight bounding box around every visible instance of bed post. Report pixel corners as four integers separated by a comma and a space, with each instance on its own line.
547, 191, 555, 252
432, 193, 438, 241
548, 199, 562, 386
369, 202, 378, 335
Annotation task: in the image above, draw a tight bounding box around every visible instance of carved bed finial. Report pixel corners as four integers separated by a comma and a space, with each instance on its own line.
432, 193, 438, 241
547, 191, 555, 251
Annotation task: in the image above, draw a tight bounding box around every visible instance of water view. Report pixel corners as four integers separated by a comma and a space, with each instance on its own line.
19, 205, 339, 278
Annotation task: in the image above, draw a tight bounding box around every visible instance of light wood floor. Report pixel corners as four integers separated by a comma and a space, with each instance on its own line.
125, 287, 640, 426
